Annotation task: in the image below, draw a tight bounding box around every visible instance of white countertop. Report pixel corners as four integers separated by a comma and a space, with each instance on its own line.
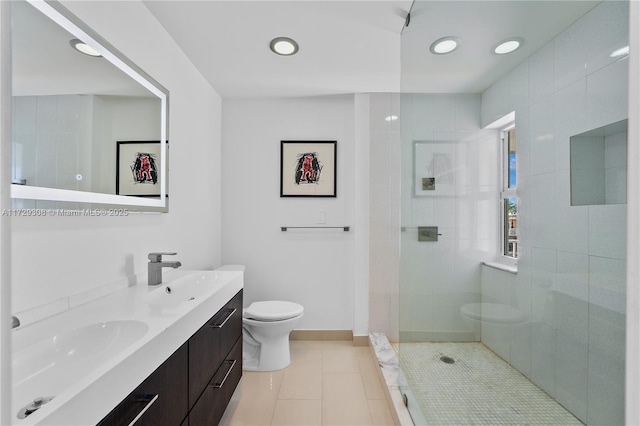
11, 268, 243, 426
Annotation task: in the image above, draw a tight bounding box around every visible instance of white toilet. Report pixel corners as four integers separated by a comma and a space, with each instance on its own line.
460, 302, 526, 340
242, 301, 304, 371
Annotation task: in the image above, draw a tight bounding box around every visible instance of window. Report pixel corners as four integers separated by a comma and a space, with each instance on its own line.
501, 127, 518, 258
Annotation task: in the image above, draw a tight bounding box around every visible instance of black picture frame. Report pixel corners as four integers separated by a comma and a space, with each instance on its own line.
116, 141, 165, 197
280, 140, 337, 197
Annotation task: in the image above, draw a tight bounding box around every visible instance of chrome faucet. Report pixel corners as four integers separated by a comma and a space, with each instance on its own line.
148, 252, 182, 286
12, 315, 20, 329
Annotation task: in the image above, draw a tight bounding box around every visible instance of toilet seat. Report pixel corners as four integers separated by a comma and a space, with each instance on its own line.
244, 301, 304, 322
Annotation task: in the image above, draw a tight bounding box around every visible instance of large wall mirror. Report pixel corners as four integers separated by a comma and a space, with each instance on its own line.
10, 0, 169, 212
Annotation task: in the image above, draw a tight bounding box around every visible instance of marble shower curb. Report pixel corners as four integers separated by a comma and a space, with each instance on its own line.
368, 332, 414, 426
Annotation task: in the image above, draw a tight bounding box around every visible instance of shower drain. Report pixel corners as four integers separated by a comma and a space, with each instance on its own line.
440, 356, 455, 364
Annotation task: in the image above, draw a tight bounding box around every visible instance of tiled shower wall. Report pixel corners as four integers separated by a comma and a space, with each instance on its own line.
368, 93, 401, 342
480, 2, 628, 423
12, 95, 91, 192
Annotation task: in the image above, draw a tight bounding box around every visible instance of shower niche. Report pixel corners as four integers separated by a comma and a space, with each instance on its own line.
570, 119, 627, 206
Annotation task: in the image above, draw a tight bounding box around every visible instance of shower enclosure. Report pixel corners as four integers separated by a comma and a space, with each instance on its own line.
397, 1, 628, 424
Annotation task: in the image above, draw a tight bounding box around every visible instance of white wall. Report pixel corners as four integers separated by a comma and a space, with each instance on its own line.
93, 96, 161, 195
11, 1, 222, 315
221, 96, 356, 331
480, 2, 628, 423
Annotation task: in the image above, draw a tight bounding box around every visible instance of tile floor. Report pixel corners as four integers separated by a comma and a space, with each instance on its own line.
219, 340, 395, 425
398, 342, 583, 425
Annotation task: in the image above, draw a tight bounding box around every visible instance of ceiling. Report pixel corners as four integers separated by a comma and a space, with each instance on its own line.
16, 0, 603, 99
402, 1, 601, 93
144, 0, 601, 98
143, 0, 412, 98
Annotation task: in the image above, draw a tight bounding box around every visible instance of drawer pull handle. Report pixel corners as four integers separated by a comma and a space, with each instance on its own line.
209, 308, 237, 328
211, 359, 237, 389
127, 394, 158, 426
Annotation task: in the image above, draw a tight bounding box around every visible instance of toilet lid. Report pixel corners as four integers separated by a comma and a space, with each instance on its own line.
244, 301, 304, 321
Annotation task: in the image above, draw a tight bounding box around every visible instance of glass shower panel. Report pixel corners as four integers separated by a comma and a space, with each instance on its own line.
398, 92, 493, 423
398, 1, 627, 424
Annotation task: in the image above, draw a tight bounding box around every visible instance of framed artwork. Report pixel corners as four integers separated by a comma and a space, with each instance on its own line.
413, 140, 457, 197
280, 140, 337, 197
116, 141, 165, 197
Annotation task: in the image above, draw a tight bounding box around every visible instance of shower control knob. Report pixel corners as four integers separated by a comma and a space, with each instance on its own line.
418, 226, 442, 242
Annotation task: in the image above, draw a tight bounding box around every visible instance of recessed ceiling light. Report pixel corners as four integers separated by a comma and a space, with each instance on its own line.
384, 115, 399, 122
270, 37, 299, 56
429, 36, 460, 55
69, 39, 101, 57
493, 38, 523, 55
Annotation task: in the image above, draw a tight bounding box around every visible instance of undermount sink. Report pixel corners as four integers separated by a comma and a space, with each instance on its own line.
145, 271, 231, 310
13, 320, 148, 418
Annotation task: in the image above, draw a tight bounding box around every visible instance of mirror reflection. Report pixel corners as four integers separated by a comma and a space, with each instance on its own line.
11, 0, 168, 210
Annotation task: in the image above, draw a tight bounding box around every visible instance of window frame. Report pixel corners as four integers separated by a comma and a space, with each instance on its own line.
500, 123, 518, 263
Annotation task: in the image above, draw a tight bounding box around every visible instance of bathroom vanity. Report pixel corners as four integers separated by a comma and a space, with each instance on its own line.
11, 270, 243, 425
98, 290, 242, 426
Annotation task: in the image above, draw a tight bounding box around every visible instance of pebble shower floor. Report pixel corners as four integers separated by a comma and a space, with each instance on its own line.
398, 342, 583, 425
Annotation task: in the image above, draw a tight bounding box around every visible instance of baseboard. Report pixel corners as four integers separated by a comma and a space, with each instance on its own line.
290, 330, 353, 341
352, 335, 369, 346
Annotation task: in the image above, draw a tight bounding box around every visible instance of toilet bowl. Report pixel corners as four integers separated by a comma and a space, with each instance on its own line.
242, 301, 304, 371
460, 302, 526, 339
460, 302, 526, 325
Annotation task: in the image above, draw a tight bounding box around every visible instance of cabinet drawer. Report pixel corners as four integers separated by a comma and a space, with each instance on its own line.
189, 337, 242, 426
188, 290, 242, 408
98, 342, 188, 426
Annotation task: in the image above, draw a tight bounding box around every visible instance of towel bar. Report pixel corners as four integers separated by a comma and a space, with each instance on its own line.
280, 226, 350, 232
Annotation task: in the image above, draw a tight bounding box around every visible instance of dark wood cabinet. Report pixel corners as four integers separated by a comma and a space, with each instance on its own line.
97, 342, 188, 426
98, 290, 243, 426
189, 337, 243, 425
189, 290, 243, 409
